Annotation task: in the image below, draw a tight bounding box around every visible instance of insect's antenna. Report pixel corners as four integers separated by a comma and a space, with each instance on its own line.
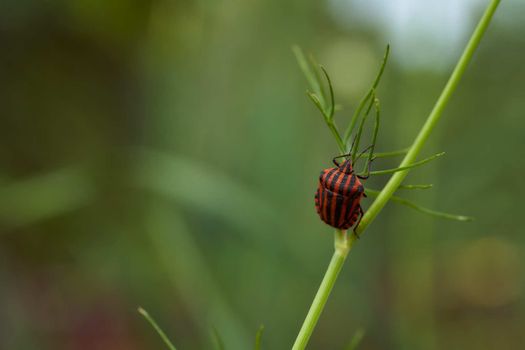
332, 152, 353, 166
348, 135, 357, 154
355, 145, 374, 162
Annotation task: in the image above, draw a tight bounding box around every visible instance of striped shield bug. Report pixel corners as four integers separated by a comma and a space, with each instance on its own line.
314, 151, 371, 231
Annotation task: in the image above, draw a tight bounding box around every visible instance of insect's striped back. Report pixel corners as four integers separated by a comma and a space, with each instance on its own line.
315, 161, 365, 230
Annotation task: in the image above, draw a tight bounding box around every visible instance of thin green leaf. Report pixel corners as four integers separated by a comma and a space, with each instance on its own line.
138, 307, 177, 350
212, 327, 226, 350
307, 92, 345, 154
0, 166, 96, 229
254, 325, 264, 350
134, 149, 278, 234
293, 46, 323, 103
371, 44, 390, 89
398, 184, 433, 190
361, 97, 380, 174
327, 120, 346, 154
308, 54, 327, 103
306, 91, 325, 116
345, 328, 365, 350
351, 90, 376, 162
344, 89, 373, 150
365, 152, 445, 176
320, 66, 335, 119
344, 44, 390, 145
294, 47, 349, 154
365, 189, 474, 221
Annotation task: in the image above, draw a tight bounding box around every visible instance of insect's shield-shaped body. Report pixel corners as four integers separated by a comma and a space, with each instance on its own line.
314, 159, 364, 230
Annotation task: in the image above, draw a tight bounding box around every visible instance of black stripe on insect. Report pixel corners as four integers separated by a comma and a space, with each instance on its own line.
315, 146, 374, 232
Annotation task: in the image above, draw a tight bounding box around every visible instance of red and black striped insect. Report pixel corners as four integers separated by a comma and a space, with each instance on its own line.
314, 153, 369, 231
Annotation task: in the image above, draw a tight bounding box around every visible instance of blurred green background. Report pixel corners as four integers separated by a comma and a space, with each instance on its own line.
1, 1, 524, 349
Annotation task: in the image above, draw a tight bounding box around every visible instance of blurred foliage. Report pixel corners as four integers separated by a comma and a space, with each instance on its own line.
0, 1, 524, 349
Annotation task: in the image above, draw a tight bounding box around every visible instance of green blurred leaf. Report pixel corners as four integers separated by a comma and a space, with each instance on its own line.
345, 328, 365, 350
145, 205, 250, 349
254, 325, 264, 350
0, 166, 96, 228
133, 149, 278, 233
212, 327, 226, 350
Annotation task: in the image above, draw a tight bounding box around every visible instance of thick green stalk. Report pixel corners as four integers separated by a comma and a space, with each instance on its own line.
292, 1, 500, 348
292, 230, 356, 350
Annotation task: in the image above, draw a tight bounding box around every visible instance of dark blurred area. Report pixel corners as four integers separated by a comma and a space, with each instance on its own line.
0, 0, 524, 349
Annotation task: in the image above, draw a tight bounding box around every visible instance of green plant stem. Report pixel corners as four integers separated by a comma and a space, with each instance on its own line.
356, 0, 499, 235
292, 230, 357, 350
327, 120, 346, 153
292, 1, 500, 348
138, 307, 177, 350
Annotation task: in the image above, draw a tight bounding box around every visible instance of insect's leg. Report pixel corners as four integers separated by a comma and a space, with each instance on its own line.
355, 144, 373, 161
357, 156, 375, 179
352, 205, 365, 238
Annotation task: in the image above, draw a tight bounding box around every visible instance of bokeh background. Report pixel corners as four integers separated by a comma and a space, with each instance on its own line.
1, 0, 524, 349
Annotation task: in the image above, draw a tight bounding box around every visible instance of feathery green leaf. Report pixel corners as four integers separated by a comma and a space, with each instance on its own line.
344, 44, 390, 146
365, 189, 473, 221
365, 152, 445, 176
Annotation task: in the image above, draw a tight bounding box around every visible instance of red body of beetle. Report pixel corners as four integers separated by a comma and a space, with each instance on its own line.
314, 159, 365, 230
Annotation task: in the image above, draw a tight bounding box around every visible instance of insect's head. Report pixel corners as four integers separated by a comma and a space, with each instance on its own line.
332, 154, 354, 174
